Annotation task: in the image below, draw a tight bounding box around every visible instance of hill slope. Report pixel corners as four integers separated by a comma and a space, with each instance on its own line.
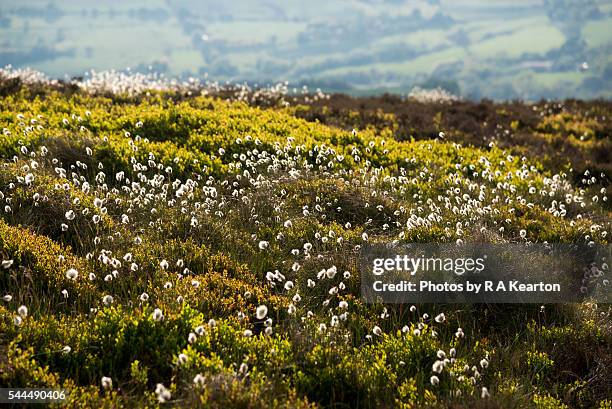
0, 86, 610, 408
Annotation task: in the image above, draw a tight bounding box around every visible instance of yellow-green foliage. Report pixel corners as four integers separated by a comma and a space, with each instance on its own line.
0, 219, 98, 307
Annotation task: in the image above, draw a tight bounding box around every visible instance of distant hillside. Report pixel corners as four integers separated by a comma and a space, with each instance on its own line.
1, 0, 611, 100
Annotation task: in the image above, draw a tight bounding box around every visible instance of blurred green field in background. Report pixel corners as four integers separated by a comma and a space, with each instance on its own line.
1, 0, 611, 99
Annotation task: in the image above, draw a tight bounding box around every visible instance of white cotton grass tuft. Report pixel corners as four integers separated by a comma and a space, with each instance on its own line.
193, 373, 206, 387
101, 376, 113, 390
1, 260, 14, 269
177, 353, 188, 365
152, 308, 164, 322
65, 268, 79, 280
256, 305, 268, 320
155, 383, 171, 403
430, 375, 440, 386
17, 305, 28, 318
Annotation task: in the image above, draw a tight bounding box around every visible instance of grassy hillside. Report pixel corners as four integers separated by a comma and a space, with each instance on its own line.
290, 94, 612, 187
0, 83, 611, 408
